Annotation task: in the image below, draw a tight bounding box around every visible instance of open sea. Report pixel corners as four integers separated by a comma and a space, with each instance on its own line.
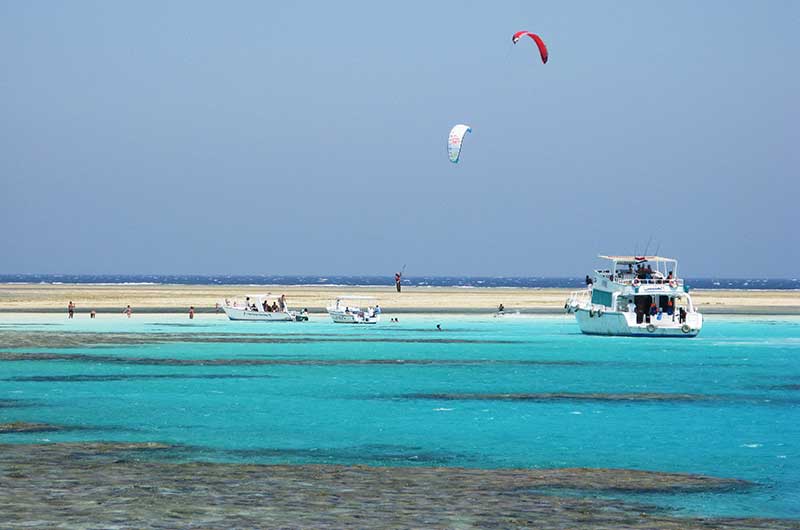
1, 311, 799, 522
1, 273, 798, 290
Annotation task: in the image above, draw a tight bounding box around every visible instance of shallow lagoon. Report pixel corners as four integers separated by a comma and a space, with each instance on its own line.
1, 313, 799, 520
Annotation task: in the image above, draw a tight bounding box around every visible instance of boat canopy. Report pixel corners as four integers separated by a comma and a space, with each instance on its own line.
598, 255, 677, 264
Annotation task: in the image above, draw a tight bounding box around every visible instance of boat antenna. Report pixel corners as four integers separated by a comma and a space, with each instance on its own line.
642, 234, 653, 257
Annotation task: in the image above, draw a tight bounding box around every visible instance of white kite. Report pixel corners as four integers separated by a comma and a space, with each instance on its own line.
447, 124, 472, 163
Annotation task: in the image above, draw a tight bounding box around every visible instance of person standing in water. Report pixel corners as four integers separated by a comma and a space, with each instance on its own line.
395, 272, 402, 293
123, 305, 132, 318
67, 301, 75, 319
189, 306, 195, 319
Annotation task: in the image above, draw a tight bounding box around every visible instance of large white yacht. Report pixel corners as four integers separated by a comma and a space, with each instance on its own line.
565, 255, 703, 337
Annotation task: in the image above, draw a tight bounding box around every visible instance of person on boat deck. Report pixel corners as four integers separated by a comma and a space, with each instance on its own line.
262, 300, 269, 312
278, 294, 286, 310
585, 275, 593, 286
667, 271, 674, 280
649, 302, 658, 316
271, 301, 279, 312
345, 307, 351, 314
679, 307, 687, 324
645, 265, 653, 280
251, 303, 258, 311
667, 298, 674, 316
374, 304, 381, 315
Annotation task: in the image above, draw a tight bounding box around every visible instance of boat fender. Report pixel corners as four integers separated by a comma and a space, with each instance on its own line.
669, 279, 677, 288
681, 324, 691, 333
589, 309, 595, 318
646, 324, 656, 333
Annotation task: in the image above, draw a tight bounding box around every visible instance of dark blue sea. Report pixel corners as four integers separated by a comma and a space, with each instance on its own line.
0, 274, 797, 290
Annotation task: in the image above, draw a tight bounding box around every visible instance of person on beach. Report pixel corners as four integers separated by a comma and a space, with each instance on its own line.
68, 301, 75, 319
498, 303, 505, 313
90, 310, 96, 319
123, 305, 132, 318
189, 306, 195, 319
395, 272, 402, 293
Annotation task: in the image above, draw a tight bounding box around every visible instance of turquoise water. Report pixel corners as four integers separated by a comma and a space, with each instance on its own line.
1, 313, 799, 519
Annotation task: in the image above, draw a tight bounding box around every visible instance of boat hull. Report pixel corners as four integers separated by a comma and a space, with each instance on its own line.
221, 306, 296, 322
328, 310, 379, 324
574, 308, 702, 337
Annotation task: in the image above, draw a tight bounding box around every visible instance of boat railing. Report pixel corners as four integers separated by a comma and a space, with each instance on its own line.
566, 289, 591, 308
594, 271, 683, 287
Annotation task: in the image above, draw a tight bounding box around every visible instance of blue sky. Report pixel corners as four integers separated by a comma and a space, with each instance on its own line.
1, 1, 797, 277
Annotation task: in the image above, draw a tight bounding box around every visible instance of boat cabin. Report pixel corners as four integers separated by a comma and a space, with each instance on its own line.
589, 256, 696, 323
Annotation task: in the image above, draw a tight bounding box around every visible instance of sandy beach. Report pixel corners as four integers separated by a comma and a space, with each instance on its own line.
0, 283, 797, 315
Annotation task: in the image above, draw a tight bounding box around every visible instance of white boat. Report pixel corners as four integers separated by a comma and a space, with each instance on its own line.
219, 294, 308, 322
327, 296, 381, 324
565, 255, 703, 337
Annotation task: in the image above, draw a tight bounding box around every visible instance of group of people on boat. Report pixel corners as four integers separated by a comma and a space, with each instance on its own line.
633, 264, 675, 283
226, 294, 287, 313
587, 265, 677, 285
628, 295, 687, 324
343, 304, 381, 318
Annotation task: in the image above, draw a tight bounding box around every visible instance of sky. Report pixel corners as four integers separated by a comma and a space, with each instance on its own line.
1, 1, 797, 277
